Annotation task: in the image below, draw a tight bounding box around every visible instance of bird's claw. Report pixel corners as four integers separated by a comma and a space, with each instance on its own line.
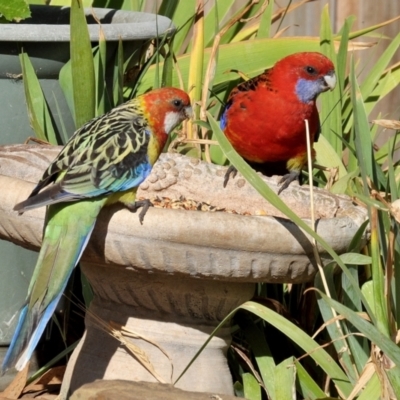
126, 199, 153, 224
277, 170, 301, 194
223, 165, 238, 188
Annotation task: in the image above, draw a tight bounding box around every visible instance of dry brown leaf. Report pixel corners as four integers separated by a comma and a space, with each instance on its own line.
346, 361, 375, 400
372, 344, 397, 399
273, 25, 290, 38
21, 366, 65, 395
109, 321, 172, 384
390, 199, 400, 224
312, 312, 370, 339
0, 363, 29, 399
373, 119, 400, 130
84, 311, 172, 384
231, 344, 266, 392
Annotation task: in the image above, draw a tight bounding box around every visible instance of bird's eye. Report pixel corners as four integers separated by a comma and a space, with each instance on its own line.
304, 66, 317, 75
172, 99, 183, 108
305, 66, 317, 75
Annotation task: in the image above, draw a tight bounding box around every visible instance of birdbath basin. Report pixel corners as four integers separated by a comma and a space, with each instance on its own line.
0, 145, 367, 397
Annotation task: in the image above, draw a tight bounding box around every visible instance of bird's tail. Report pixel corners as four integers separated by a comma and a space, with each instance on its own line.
1, 198, 107, 374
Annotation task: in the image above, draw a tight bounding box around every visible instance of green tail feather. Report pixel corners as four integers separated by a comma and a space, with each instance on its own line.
2, 198, 107, 373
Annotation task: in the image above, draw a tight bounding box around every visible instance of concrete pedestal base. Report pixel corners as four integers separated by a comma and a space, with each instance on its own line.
61, 264, 255, 398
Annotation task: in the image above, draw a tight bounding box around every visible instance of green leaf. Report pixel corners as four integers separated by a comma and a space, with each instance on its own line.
157, 0, 179, 19
241, 319, 275, 399
240, 302, 353, 398
112, 38, 124, 107
243, 373, 262, 400
336, 18, 352, 95
51, 92, 69, 144
0, 0, 30, 22
161, 39, 174, 87
343, 15, 400, 41
357, 372, 382, 400
220, 1, 264, 45
315, 264, 359, 383
295, 361, 326, 400
330, 169, 359, 195
274, 357, 296, 400
19, 52, 58, 144
360, 31, 400, 106
257, 0, 274, 39
233, 381, 245, 398
203, 0, 236, 47
94, 25, 108, 115
136, 37, 323, 94
342, 32, 400, 133
314, 134, 347, 180
320, 5, 343, 156
169, 0, 196, 54
317, 292, 400, 398
70, 0, 96, 127
339, 252, 372, 265
350, 60, 379, 192
386, 369, 400, 399
59, 60, 76, 123
316, 291, 400, 367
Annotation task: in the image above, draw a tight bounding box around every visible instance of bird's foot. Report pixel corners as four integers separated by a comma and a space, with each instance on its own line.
277, 170, 301, 194
223, 165, 238, 188
126, 199, 153, 225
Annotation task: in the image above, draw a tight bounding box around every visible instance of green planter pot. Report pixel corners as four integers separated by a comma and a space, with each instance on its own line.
0, 5, 173, 389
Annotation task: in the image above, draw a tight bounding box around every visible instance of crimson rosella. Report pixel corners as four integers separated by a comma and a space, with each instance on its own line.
1, 87, 192, 373
221, 52, 336, 193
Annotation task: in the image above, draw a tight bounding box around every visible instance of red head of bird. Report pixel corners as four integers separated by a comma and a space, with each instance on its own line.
139, 87, 193, 149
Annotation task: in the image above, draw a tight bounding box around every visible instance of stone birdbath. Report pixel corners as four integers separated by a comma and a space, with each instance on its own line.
0, 145, 367, 398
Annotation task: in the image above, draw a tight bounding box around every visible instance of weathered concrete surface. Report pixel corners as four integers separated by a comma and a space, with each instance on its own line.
70, 380, 240, 400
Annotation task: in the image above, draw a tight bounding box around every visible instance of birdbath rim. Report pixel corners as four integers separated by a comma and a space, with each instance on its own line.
0, 145, 369, 284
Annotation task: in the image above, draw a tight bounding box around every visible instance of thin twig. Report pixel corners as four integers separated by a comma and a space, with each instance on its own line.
305, 119, 357, 378
305, 119, 331, 298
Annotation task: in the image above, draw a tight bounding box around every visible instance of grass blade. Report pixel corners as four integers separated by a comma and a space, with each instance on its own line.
19, 52, 58, 144
319, 5, 343, 155
240, 301, 352, 398
70, 0, 95, 127
243, 372, 262, 400
274, 357, 296, 400
295, 361, 326, 400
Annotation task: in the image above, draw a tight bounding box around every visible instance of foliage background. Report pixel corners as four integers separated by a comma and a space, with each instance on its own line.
2, 0, 400, 399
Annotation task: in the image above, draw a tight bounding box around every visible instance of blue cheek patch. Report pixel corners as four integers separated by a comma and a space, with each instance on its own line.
220, 103, 231, 130
295, 79, 321, 103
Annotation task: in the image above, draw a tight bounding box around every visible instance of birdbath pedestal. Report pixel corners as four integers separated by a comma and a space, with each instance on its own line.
0, 145, 367, 398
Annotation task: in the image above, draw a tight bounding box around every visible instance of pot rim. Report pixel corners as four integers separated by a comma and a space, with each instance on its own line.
0, 5, 175, 42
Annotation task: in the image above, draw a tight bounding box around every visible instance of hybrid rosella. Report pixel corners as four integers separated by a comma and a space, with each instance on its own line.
1, 87, 192, 373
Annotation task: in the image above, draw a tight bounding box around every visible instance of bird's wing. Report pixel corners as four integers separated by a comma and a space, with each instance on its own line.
220, 68, 273, 130
16, 101, 151, 211
228, 67, 273, 100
